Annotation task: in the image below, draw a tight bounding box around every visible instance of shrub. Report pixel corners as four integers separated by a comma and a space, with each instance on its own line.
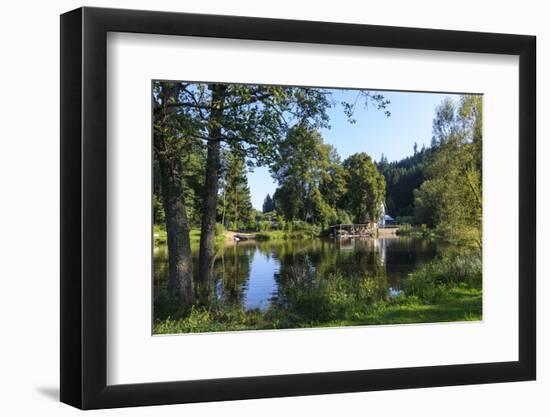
153, 283, 176, 321
327, 209, 353, 226
396, 215, 415, 225
275, 215, 286, 231
397, 224, 435, 238
258, 220, 272, 232
215, 223, 225, 236
153, 194, 165, 223
279, 271, 389, 323
153, 224, 167, 245
405, 251, 482, 302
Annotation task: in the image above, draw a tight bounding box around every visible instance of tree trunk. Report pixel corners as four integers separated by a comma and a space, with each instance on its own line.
157, 144, 194, 307
154, 83, 194, 308
198, 84, 227, 295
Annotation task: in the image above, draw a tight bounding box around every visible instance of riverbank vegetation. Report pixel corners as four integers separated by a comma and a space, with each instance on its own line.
152, 80, 482, 332
154, 250, 482, 333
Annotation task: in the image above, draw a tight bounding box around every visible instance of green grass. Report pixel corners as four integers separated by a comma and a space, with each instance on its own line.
396, 224, 437, 238
255, 221, 322, 241
154, 286, 481, 334
190, 228, 201, 244
153, 224, 167, 244
255, 229, 320, 241
154, 224, 225, 247
349, 286, 481, 325
155, 221, 321, 245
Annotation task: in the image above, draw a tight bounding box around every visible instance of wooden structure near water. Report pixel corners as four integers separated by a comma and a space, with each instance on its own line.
329, 222, 378, 239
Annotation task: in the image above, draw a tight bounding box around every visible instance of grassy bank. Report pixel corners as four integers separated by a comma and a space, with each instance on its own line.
153, 224, 225, 247
255, 222, 321, 241
154, 251, 482, 334
396, 224, 437, 239
255, 230, 319, 241
397, 224, 481, 249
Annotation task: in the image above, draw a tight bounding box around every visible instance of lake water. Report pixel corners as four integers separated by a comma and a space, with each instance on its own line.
154, 237, 448, 313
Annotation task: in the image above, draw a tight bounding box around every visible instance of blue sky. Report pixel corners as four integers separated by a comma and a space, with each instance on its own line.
247, 89, 463, 210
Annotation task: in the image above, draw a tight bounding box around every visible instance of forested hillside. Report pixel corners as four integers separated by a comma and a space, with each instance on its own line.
377, 145, 433, 220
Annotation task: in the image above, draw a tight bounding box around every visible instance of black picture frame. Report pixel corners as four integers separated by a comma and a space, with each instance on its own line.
60, 6, 536, 410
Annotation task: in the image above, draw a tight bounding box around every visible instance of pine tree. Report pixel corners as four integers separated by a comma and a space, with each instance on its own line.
262, 194, 274, 213
220, 153, 253, 231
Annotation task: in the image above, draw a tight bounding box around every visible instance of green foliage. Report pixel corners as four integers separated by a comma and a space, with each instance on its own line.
262, 194, 275, 213
405, 251, 482, 302
218, 153, 254, 231
341, 153, 386, 223
153, 277, 179, 321
271, 126, 342, 225
154, 286, 482, 333
328, 209, 353, 226
215, 223, 225, 237
414, 96, 482, 247
377, 146, 432, 218
258, 220, 272, 232
166, 82, 338, 170
396, 224, 435, 238
181, 141, 207, 226
152, 194, 165, 224
395, 215, 415, 225
277, 271, 389, 323
270, 128, 385, 228
275, 215, 286, 231
152, 81, 207, 228
255, 222, 321, 241
287, 220, 320, 232
153, 224, 167, 245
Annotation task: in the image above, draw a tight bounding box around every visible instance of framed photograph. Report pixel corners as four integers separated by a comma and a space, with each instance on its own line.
60, 6, 536, 409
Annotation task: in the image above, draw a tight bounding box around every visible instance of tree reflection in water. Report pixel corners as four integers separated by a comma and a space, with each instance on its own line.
154, 237, 444, 321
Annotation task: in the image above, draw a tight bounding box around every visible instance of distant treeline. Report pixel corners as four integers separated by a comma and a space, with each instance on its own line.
377, 145, 433, 221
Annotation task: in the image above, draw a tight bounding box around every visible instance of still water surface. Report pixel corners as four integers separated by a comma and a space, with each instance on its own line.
154, 237, 448, 312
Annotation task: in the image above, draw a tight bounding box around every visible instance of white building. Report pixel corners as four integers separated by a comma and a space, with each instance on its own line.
378, 202, 395, 227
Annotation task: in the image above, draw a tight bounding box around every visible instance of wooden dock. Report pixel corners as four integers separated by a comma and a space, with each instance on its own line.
329, 223, 377, 239
329, 223, 399, 239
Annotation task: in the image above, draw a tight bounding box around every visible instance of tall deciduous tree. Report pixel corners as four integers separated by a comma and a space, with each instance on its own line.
271, 126, 345, 225
414, 95, 482, 247
341, 153, 386, 223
